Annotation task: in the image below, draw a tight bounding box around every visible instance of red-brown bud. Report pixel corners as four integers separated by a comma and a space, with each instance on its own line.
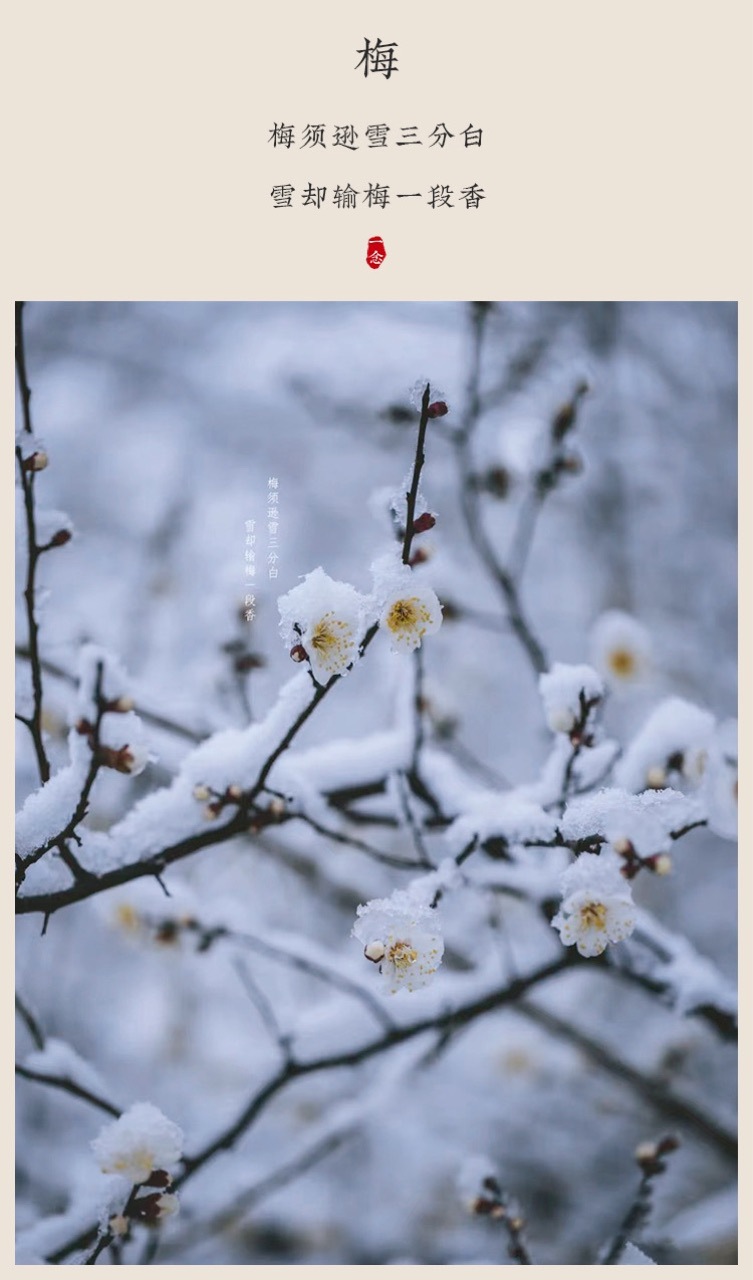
412, 512, 436, 534
23, 450, 49, 472
290, 644, 308, 663
49, 528, 72, 547
427, 401, 449, 418
409, 547, 431, 566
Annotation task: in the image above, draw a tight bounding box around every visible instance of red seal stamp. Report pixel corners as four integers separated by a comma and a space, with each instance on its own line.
366, 236, 386, 269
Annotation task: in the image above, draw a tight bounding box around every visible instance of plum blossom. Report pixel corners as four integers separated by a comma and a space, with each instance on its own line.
352, 890, 444, 993
380, 585, 442, 653
551, 852, 636, 958
589, 609, 652, 690
91, 1103, 184, 1184
278, 567, 367, 683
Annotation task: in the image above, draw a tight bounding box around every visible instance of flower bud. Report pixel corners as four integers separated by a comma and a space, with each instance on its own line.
646, 765, 667, 789
653, 854, 672, 876
109, 1214, 130, 1237
427, 401, 449, 418
290, 643, 308, 663
226, 784, 244, 802
106, 695, 135, 713
192, 784, 211, 802
49, 528, 72, 547
269, 796, 286, 817
23, 450, 49, 472
364, 940, 386, 963
612, 837, 633, 858
412, 512, 436, 534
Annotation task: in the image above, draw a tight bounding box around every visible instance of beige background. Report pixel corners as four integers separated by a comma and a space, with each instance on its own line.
4, 0, 749, 1274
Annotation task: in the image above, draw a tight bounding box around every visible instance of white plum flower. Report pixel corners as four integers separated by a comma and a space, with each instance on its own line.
538, 662, 603, 735
91, 1103, 184, 1184
551, 852, 636, 958
590, 609, 652, 691
380, 585, 442, 653
352, 890, 444, 993
278, 567, 367, 683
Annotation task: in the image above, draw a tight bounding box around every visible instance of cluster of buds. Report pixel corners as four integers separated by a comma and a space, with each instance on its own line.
634, 1134, 680, 1177
76, 692, 143, 773
532, 382, 590, 497
193, 781, 245, 821
469, 1173, 516, 1222
109, 1170, 179, 1237
613, 837, 672, 881
466, 1172, 530, 1263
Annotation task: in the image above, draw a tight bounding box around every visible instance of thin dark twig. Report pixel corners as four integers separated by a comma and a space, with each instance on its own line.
396, 771, 434, 868
15, 1064, 121, 1118
289, 809, 427, 870
401, 383, 432, 565
15, 301, 34, 434
454, 307, 548, 676
15, 993, 45, 1050
15, 445, 50, 784
232, 956, 292, 1059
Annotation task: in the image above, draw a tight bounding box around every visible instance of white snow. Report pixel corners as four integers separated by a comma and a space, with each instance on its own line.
615, 697, 716, 793
539, 662, 604, 733
91, 1102, 184, 1183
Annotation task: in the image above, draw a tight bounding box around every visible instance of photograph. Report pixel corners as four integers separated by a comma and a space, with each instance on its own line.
15, 300, 737, 1264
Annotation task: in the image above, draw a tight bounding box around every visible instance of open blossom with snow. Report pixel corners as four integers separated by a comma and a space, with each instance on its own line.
538, 662, 604, 734
352, 890, 444, 993
551, 852, 636, 958
91, 1103, 184, 1184
589, 609, 652, 690
380, 585, 442, 653
278, 567, 367, 683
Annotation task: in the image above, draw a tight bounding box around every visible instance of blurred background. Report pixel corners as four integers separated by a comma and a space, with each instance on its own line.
16, 302, 737, 1263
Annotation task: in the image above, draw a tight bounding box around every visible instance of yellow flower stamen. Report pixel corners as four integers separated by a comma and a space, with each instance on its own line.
578, 901, 607, 930
387, 939, 418, 970
608, 647, 637, 677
